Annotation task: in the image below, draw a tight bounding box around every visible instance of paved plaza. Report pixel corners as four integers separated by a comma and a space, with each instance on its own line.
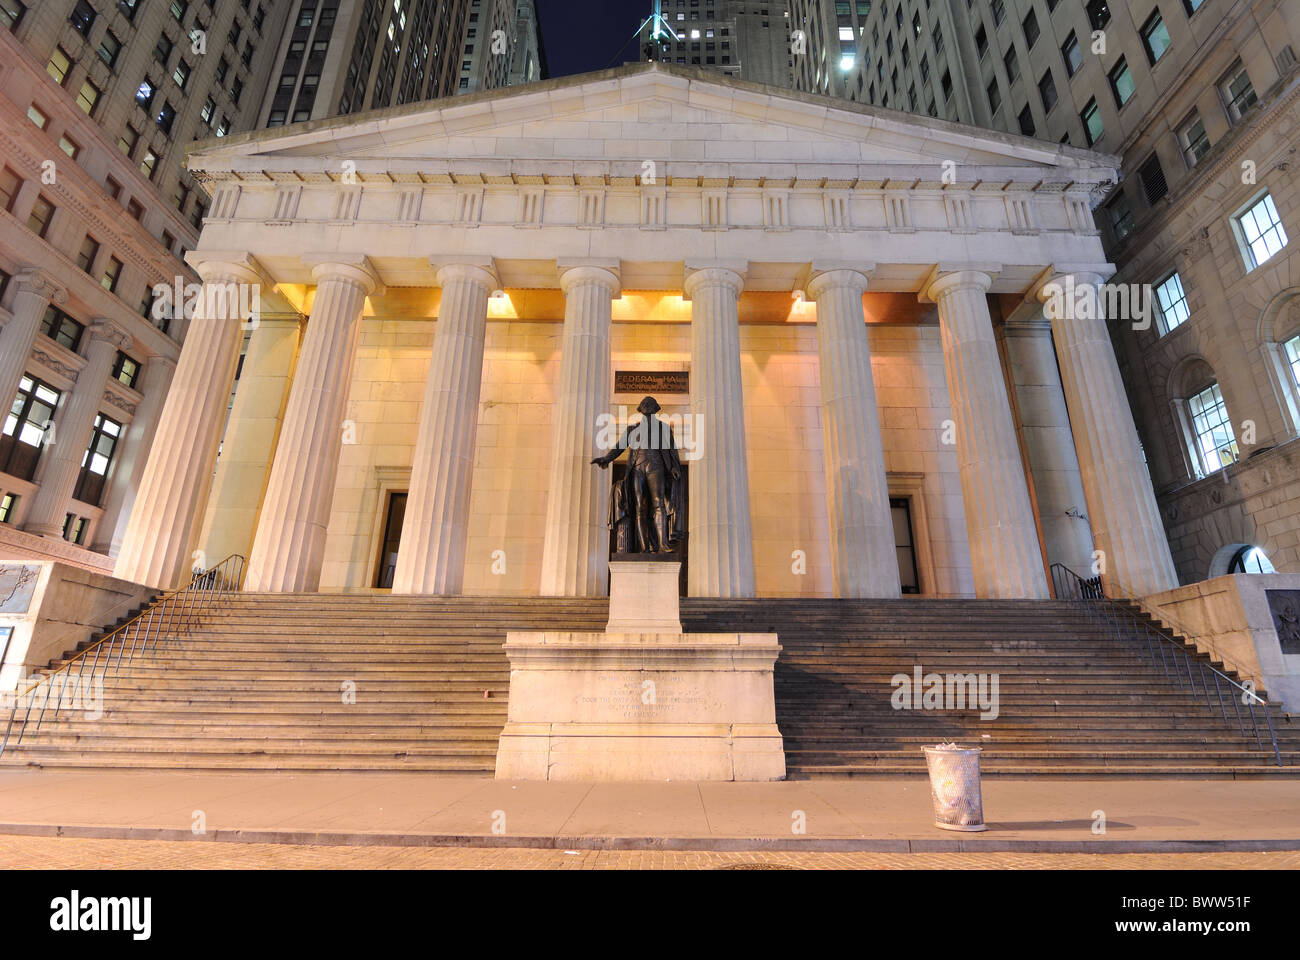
2, 770, 1299, 856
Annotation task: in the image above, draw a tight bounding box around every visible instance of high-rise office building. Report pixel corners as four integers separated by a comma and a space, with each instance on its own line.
258, 0, 541, 127
0, 0, 290, 567
639, 0, 793, 87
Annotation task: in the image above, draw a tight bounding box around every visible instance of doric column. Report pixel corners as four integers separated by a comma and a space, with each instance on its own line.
926, 270, 1048, 599
196, 315, 302, 566
0, 271, 66, 411
808, 269, 899, 598
1040, 271, 1178, 597
244, 256, 379, 593
685, 265, 755, 598
24, 319, 131, 537
114, 255, 264, 588
1001, 312, 1096, 577
539, 264, 618, 596
90, 356, 176, 556
392, 260, 497, 595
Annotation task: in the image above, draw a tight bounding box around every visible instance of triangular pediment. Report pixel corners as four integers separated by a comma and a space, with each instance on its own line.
188, 63, 1117, 188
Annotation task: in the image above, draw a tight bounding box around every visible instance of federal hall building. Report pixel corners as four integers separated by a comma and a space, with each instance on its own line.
110, 63, 1175, 604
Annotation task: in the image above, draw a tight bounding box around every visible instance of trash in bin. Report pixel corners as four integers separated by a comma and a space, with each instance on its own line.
922, 743, 987, 832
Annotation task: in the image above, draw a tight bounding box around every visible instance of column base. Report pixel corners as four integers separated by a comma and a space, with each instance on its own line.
494, 630, 786, 781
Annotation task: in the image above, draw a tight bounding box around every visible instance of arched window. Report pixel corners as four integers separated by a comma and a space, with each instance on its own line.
1187, 382, 1238, 472
1227, 545, 1276, 574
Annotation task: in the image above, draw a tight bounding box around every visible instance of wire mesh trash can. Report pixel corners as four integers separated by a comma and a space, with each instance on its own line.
922, 744, 987, 832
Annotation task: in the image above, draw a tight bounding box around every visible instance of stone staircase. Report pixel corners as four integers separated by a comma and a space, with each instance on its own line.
685, 599, 1300, 778
0, 595, 606, 774
2, 594, 1296, 777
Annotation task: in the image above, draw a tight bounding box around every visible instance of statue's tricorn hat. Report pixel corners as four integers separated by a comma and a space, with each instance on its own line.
637, 396, 661, 415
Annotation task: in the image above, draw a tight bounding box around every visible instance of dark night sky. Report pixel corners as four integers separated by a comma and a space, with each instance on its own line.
536, 0, 653, 79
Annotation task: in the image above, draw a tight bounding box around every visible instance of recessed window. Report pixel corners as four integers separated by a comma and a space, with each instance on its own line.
1022, 9, 1039, 48
101, 256, 123, 293
1086, 0, 1111, 30
1154, 271, 1190, 334
118, 126, 139, 158
58, 134, 80, 159
118, 0, 139, 21
69, 0, 96, 36
1234, 192, 1289, 270
1177, 112, 1211, 167
1107, 190, 1133, 241
112, 352, 140, 389
1018, 104, 1035, 136
136, 78, 157, 111
986, 78, 1001, 114
74, 414, 123, 506
1038, 70, 1057, 113
1003, 46, 1019, 83
1219, 60, 1257, 122
1, 0, 27, 31
1141, 10, 1171, 65
127, 198, 144, 220
27, 195, 55, 238
77, 235, 100, 274
1080, 97, 1103, 145
47, 47, 72, 86
174, 60, 191, 89
63, 514, 89, 545
140, 149, 159, 180
41, 306, 84, 350
0, 166, 20, 213
27, 104, 48, 129
98, 30, 122, 68
1284, 335, 1300, 394
1108, 56, 1134, 107
0, 376, 61, 482
156, 101, 176, 134
1189, 383, 1238, 472
1061, 31, 1081, 76
155, 33, 174, 65
1183, 0, 1206, 14
0, 493, 15, 524
77, 78, 102, 116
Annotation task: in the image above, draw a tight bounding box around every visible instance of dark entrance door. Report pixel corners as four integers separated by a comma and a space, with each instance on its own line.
890, 496, 921, 594
374, 491, 408, 588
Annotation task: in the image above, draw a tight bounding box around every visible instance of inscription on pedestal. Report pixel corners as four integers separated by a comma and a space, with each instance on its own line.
575, 678, 717, 720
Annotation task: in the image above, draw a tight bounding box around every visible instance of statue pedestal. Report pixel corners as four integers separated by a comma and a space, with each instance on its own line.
495, 561, 786, 781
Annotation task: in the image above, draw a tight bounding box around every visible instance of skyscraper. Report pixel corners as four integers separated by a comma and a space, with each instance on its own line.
0, 0, 290, 564
640, 0, 793, 87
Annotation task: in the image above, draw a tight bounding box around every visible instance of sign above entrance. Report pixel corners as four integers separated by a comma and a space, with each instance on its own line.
615, 371, 689, 395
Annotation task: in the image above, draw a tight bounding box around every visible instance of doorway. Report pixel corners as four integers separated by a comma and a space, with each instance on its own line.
373, 491, 408, 589
891, 497, 921, 595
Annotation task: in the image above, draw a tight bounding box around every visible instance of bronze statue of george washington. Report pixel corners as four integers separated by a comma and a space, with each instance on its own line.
591, 396, 684, 554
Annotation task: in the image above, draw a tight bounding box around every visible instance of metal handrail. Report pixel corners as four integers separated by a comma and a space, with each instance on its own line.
1049, 563, 1282, 767
0, 555, 245, 758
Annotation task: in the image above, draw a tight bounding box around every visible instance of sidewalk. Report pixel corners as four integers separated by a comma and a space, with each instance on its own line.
1, 770, 1298, 852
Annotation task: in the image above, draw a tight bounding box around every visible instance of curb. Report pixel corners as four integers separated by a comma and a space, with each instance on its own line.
3, 822, 1299, 854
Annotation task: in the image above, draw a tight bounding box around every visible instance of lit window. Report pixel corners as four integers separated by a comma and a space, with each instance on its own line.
47, 47, 72, 85
140, 149, 159, 180
1154, 272, 1190, 334
74, 414, 122, 506
1227, 546, 1275, 574
1189, 382, 1238, 472
1235, 192, 1289, 270
77, 79, 102, 115
102, 256, 123, 293
0, 376, 61, 481
0, 493, 15, 524
58, 134, 80, 159
27, 104, 48, 129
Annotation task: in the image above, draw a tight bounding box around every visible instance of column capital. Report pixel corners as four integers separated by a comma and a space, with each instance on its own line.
14, 269, 67, 305
88, 318, 134, 352
145, 354, 178, 376
921, 267, 998, 302
683, 263, 745, 300
433, 257, 499, 291
558, 263, 621, 297
805, 267, 872, 300
184, 250, 271, 287
303, 254, 383, 296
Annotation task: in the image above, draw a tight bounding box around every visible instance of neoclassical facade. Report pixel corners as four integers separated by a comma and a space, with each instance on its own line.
112, 64, 1179, 601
